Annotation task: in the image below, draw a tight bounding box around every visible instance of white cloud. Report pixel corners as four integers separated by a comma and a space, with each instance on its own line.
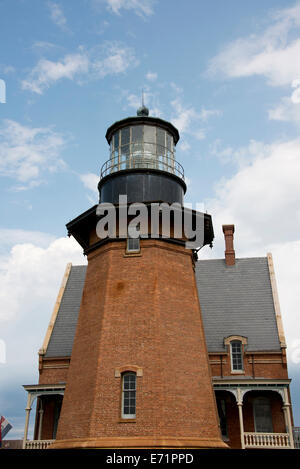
0, 119, 67, 187
0, 229, 55, 255
124, 88, 162, 117
207, 4, 300, 129
80, 172, 99, 193
22, 53, 89, 94
210, 138, 269, 167
179, 141, 190, 152
208, 3, 300, 87
0, 235, 85, 324
208, 138, 300, 247
269, 97, 300, 126
291, 78, 300, 103
171, 98, 198, 134
269, 240, 300, 363
1, 65, 15, 74
146, 71, 157, 82
31, 41, 59, 51
22, 42, 138, 94
171, 97, 220, 139
79, 172, 99, 206
201, 137, 300, 362
126, 93, 141, 110
170, 82, 183, 95
102, 0, 154, 18
91, 42, 138, 78
47, 2, 68, 31
268, 79, 300, 126
0, 234, 85, 437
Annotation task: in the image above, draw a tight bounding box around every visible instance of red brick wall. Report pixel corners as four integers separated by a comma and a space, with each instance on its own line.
209, 352, 288, 380
38, 357, 70, 384
36, 237, 291, 448
55, 239, 223, 445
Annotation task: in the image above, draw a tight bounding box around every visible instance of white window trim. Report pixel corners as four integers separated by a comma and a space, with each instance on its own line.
121, 372, 136, 419
126, 236, 140, 253
230, 340, 244, 373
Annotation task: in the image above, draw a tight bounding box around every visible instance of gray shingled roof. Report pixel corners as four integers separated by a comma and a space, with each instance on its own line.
45, 257, 281, 357
195, 257, 281, 352
45, 265, 87, 358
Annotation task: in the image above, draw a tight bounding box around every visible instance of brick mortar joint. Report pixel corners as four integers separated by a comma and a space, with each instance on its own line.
88, 239, 193, 261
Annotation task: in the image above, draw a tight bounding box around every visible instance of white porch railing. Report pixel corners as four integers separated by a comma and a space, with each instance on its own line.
24, 440, 55, 449
244, 432, 291, 448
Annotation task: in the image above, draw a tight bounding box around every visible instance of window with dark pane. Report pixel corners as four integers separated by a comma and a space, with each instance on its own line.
230, 340, 243, 371
127, 237, 140, 253
122, 372, 136, 418
253, 397, 273, 433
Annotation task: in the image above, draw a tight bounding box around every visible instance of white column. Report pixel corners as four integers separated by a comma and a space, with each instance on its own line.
282, 404, 289, 431
237, 388, 245, 449
22, 393, 32, 449
283, 388, 295, 449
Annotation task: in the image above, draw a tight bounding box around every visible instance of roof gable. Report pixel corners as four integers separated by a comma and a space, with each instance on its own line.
43, 257, 282, 358
195, 257, 281, 352
45, 265, 87, 358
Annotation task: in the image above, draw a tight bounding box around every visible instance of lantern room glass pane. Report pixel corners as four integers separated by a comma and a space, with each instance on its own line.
131, 125, 143, 166
144, 125, 156, 144
132, 125, 143, 143
121, 127, 130, 146
167, 133, 173, 152
113, 131, 119, 150
157, 128, 166, 158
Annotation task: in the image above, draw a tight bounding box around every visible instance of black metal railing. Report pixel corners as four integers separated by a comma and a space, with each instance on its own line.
101, 154, 185, 181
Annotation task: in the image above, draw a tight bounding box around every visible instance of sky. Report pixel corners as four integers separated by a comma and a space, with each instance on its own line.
1, 0, 300, 440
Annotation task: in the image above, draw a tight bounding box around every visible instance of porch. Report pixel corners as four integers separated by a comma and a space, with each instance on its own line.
22, 383, 65, 449
24, 439, 55, 449
22, 380, 295, 449
214, 379, 294, 449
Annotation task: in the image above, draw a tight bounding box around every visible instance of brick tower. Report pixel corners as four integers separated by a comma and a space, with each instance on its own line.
51, 105, 227, 449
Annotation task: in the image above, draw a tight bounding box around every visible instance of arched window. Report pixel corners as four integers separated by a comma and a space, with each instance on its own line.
121, 372, 136, 419
230, 340, 243, 372
253, 397, 273, 433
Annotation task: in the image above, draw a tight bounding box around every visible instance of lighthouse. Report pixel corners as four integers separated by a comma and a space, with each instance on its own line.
51, 106, 226, 449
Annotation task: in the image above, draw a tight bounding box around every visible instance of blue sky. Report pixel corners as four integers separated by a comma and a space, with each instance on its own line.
1, 0, 300, 439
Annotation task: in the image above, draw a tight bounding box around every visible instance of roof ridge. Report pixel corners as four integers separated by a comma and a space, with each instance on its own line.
197, 256, 267, 262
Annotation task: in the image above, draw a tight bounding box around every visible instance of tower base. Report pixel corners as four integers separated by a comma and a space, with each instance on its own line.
50, 436, 228, 449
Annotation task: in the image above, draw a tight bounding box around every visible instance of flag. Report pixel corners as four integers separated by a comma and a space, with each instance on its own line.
0, 416, 13, 446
